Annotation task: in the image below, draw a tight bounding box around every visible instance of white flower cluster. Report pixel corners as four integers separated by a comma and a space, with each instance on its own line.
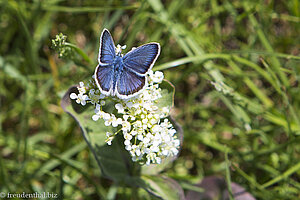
70, 70, 180, 165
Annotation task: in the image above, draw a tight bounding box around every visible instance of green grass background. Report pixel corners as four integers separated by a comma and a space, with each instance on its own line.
1, 0, 300, 199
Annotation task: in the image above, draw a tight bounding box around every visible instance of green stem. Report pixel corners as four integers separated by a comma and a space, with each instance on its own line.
225, 152, 234, 200
65, 42, 93, 66
41, 5, 138, 13
262, 161, 300, 188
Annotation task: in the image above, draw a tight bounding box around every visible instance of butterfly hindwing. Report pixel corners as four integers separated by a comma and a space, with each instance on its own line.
98, 29, 116, 64
95, 64, 114, 95
123, 43, 160, 75
116, 68, 146, 98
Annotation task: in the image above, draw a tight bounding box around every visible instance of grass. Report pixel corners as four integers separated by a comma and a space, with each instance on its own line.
1, 0, 300, 199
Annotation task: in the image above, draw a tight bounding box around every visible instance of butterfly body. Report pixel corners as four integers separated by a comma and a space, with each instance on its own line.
111, 56, 124, 92
94, 29, 160, 99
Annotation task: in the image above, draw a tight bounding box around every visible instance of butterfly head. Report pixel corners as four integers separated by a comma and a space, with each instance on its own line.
116, 44, 127, 56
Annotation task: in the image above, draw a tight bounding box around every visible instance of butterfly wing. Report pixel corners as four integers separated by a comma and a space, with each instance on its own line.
94, 65, 114, 95
98, 29, 116, 64
116, 68, 146, 99
95, 29, 116, 95
122, 43, 160, 75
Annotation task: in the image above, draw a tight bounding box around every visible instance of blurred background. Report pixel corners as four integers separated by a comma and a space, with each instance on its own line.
0, 0, 300, 199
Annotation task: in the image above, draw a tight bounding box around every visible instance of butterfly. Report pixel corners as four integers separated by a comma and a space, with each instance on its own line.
94, 29, 160, 99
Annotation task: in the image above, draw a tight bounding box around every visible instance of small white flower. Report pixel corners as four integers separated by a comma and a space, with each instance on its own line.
122, 121, 131, 132
88, 89, 100, 105
125, 145, 132, 151
93, 110, 107, 121
112, 118, 122, 127
162, 107, 170, 114
135, 120, 142, 128
143, 102, 152, 111
124, 140, 131, 146
78, 82, 86, 94
142, 118, 148, 124
171, 148, 179, 156
115, 103, 125, 113
95, 104, 101, 112
169, 129, 176, 136
153, 71, 164, 83
70, 93, 88, 106
131, 130, 137, 136
104, 114, 113, 126
150, 145, 159, 152
137, 134, 143, 141
106, 132, 113, 137
105, 115, 121, 127
105, 132, 114, 145
135, 149, 141, 156
130, 116, 136, 121
92, 114, 100, 121
143, 137, 150, 144
146, 157, 151, 165
106, 138, 113, 145
150, 118, 157, 125
100, 100, 106, 106
152, 125, 160, 133
123, 115, 129, 121
70, 93, 77, 99
124, 133, 132, 141
126, 101, 133, 108
162, 149, 169, 156
156, 157, 162, 164
173, 139, 180, 147
103, 113, 110, 120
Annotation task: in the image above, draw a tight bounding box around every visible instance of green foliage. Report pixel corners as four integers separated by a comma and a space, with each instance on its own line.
1, 0, 300, 199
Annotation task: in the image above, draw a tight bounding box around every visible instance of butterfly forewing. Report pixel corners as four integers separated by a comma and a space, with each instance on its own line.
98, 29, 116, 64
116, 68, 146, 97
123, 43, 160, 75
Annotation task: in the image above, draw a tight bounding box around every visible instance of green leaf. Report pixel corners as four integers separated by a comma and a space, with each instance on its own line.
61, 86, 138, 184
141, 175, 185, 200
156, 80, 175, 109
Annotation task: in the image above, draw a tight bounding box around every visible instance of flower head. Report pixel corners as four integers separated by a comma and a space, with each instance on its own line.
70, 70, 180, 165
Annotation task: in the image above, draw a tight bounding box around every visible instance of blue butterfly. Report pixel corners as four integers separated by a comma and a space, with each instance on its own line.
94, 29, 160, 99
